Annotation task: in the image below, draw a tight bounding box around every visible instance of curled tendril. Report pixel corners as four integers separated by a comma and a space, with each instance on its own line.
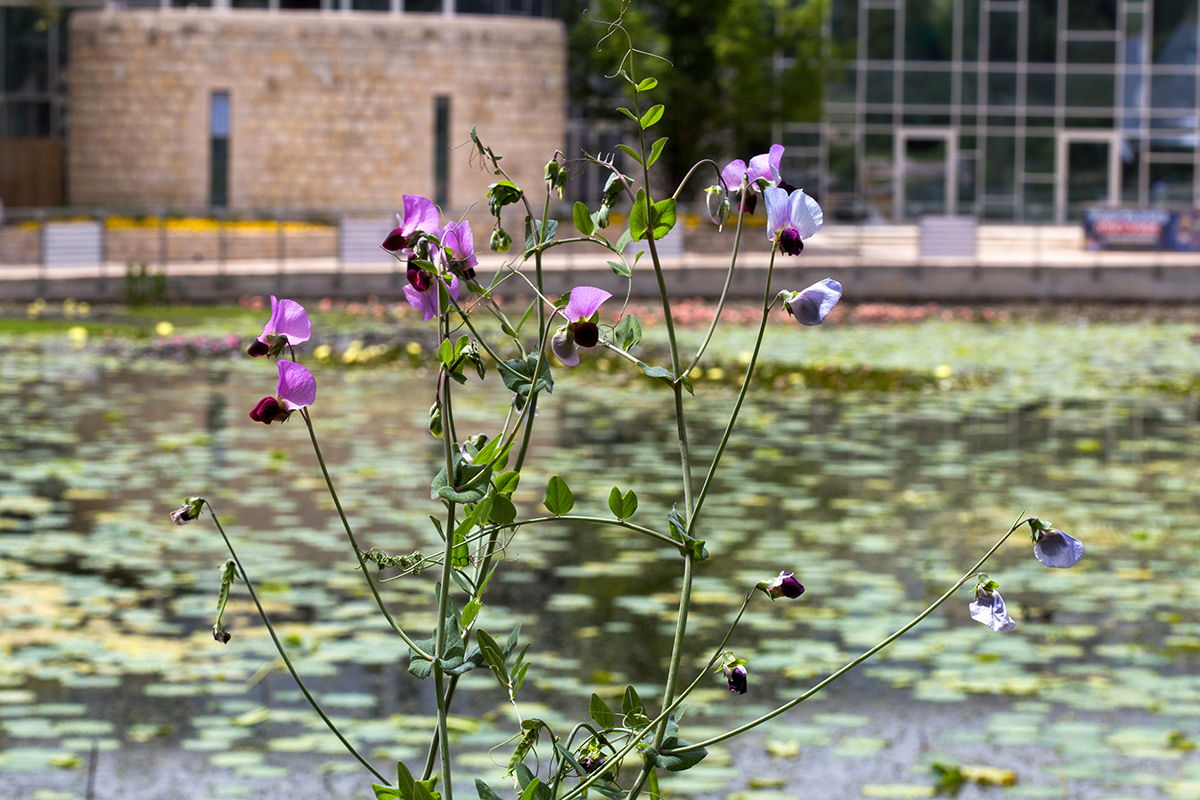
361, 548, 427, 574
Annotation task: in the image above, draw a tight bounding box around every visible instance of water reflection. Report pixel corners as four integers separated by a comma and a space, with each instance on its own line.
2, 352, 1200, 798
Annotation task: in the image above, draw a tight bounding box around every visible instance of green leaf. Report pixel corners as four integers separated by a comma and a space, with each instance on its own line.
613, 315, 642, 351
650, 198, 676, 239
476, 629, 509, 685
616, 144, 644, 166
590, 692, 616, 729
439, 338, 454, 366
590, 782, 624, 799
554, 741, 587, 777
543, 476, 574, 516
615, 228, 633, 253
493, 471, 520, 495
639, 104, 664, 129
647, 137, 668, 168
667, 506, 687, 542
607, 259, 631, 277
451, 529, 469, 570
373, 784, 402, 800
461, 598, 482, 630
524, 219, 559, 255
629, 189, 649, 241
489, 493, 517, 526
650, 737, 708, 772
436, 481, 489, 505
615, 106, 638, 122
486, 180, 523, 217
622, 685, 643, 717
680, 373, 694, 396
475, 780, 505, 800
607, 487, 638, 520
500, 354, 554, 401
637, 361, 675, 385
573, 202, 595, 236
636, 77, 658, 91
690, 539, 709, 561
517, 778, 542, 800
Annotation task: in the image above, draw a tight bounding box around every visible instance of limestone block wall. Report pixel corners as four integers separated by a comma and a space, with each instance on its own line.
67, 10, 565, 215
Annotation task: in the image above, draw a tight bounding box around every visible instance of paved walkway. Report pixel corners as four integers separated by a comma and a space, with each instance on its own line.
3, 225, 1199, 303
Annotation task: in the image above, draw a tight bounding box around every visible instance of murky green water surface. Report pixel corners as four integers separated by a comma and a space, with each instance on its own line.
4, 318, 1200, 800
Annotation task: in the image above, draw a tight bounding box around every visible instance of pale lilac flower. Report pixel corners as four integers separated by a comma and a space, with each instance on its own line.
552, 286, 612, 367
969, 585, 1016, 632
721, 144, 785, 213
249, 360, 316, 424
765, 187, 823, 256
1034, 528, 1084, 569
441, 220, 479, 281
763, 571, 805, 600
382, 194, 440, 254
784, 278, 842, 326
404, 275, 461, 323
247, 295, 311, 357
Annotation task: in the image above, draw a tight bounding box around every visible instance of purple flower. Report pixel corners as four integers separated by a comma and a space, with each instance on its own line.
969, 584, 1016, 632
552, 286, 612, 366
382, 194, 440, 254
1033, 528, 1084, 569
784, 278, 842, 326
765, 187, 822, 256
404, 275, 461, 323
724, 664, 748, 694
249, 360, 316, 425
441, 220, 479, 281
722, 144, 785, 214
764, 571, 805, 600
247, 295, 311, 357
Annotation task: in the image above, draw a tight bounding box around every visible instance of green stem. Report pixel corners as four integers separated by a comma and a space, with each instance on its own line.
301, 409, 432, 660
205, 502, 387, 784
687, 246, 778, 537
663, 518, 1031, 754
513, 192, 553, 473
684, 198, 748, 376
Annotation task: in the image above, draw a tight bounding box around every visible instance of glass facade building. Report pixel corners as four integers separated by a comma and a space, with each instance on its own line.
781, 0, 1200, 222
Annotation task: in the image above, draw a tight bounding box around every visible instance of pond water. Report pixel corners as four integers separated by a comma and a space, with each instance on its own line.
4, 320, 1200, 800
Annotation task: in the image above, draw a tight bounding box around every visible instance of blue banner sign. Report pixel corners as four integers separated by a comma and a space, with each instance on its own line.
1084, 208, 1200, 251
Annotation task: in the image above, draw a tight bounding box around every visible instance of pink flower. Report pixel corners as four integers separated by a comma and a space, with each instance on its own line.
249, 360, 316, 424
440, 220, 479, 281
551, 286, 612, 367
382, 195, 440, 255
404, 275, 461, 323
247, 295, 311, 357
721, 144, 785, 214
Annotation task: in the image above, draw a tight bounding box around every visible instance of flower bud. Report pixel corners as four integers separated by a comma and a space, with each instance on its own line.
490, 226, 512, 254
760, 571, 804, 600
429, 402, 443, 439
705, 185, 730, 230
724, 664, 748, 694
551, 329, 579, 367
170, 496, 205, 525
212, 623, 232, 644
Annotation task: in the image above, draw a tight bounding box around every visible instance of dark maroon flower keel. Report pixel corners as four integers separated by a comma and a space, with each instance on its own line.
249, 396, 282, 424
573, 321, 599, 348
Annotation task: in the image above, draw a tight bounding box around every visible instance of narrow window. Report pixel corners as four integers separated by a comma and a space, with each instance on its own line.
434, 95, 450, 208
210, 91, 230, 208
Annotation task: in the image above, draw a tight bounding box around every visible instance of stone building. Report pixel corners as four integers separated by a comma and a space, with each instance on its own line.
1, 3, 565, 213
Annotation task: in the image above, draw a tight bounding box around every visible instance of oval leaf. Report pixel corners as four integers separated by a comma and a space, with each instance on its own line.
590, 693, 616, 729
617, 144, 644, 166
543, 476, 574, 516
573, 202, 595, 236
636, 77, 659, 92
648, 137, 668, 168
639, 104, 664, 129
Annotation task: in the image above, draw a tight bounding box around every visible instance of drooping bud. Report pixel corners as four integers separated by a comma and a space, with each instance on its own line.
705, 185, 730, 230
382, 227, 409, 252
724, 664, 748, 694
550, 329, 579, 367
246, 340, 270, 358
428, 402, 443, 439
760, 571, 805, 600
212, 623, 232, 644
491, 226, 512, 254
170, 496, 206, 525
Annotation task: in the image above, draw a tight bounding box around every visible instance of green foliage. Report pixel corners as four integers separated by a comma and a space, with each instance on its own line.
589, 692, 616, 728
543, 476, 574, 516
628, 190, 676, 242
608, 487, 639, 521
563, 0, 830, 187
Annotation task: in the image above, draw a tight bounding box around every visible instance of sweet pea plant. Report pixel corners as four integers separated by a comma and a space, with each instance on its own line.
171, 18, 1084, 800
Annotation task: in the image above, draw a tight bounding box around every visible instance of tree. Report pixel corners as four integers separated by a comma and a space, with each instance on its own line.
563, 0, 829, 195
